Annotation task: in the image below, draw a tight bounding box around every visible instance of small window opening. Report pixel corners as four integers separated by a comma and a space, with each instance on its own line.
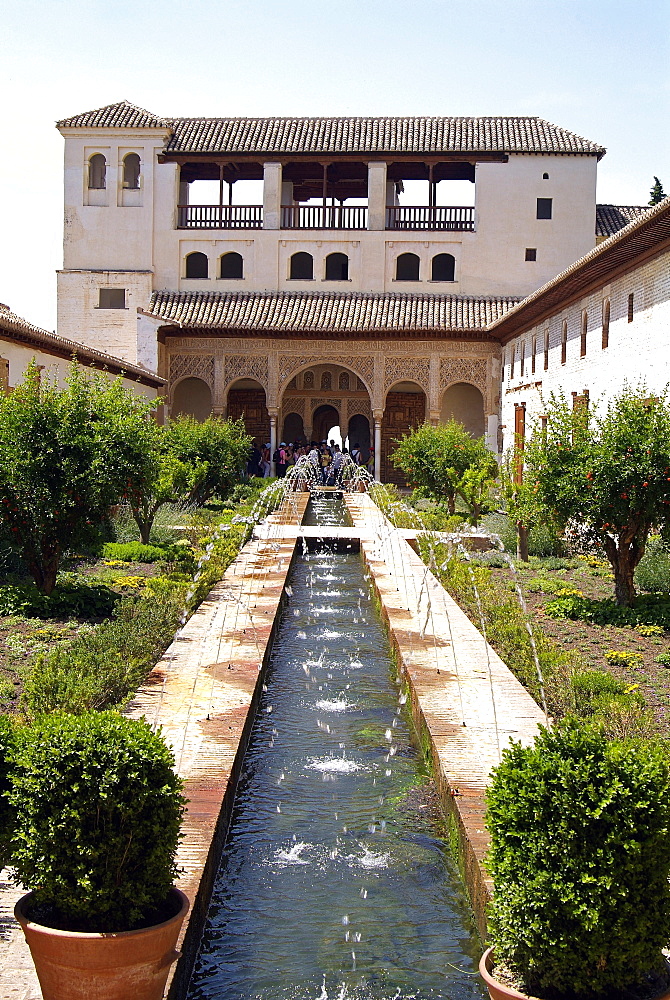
580, 311, 588, 357
321, 371, 332, 390
338, 372, 350, 390
537, 198, 553, 220
325, 253, 349, 280
220, 252, 244, 279
303, 370, 314, 388
431, 253, 455, 282
628, 292, 634, 322
542, 172, 549, 180
543, 329, 549, 370
520, 342, 525, 377
525, 248, 537, 262
290, 252, 314, 280
531, 336, 537, 375
561, 320, 567, 364
510, 345, 515, 380
395, 252, 420, 281
98, 288, 126, 309
122, 153, 140, 189
602, 299, 610, 349
88, 153, 106, 190
185, 252, 209, 279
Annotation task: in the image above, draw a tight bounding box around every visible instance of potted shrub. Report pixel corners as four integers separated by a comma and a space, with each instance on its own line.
480, 719, 670, 1000
9, 711, 188, 1000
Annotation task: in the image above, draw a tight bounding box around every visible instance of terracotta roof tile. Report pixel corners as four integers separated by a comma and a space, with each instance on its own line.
147, 291, 519, 337
57, 100, 169, 130
55, 103, 605, 158
596, 204, 651, 238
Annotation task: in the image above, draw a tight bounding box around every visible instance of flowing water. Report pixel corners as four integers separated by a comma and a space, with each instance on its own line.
186, 494, 485, 1000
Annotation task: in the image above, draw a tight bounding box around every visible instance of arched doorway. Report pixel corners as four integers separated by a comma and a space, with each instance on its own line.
282, 412, 304, 444
382, 381, 426, 484
441, 383, 485, 438
347, 414, 371, 463
312, 404, 340, 445
226, 379, 270, 444
172, 377, 212, 421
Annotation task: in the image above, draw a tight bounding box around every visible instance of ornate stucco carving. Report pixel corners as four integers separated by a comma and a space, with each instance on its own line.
384, 356, 430, 391
169, 354, 215, 387
224, 354, 269, 389
439, 357, 488, 391
278, 354, 374, 396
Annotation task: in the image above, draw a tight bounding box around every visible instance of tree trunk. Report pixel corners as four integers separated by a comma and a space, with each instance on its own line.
26, 544, 60, 595
603, 529, 645, 607
517, 522, 529, 562
447, 492, 456, 516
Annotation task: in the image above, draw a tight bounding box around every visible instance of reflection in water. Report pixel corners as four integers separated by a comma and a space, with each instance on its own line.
186, 496, 484, 1000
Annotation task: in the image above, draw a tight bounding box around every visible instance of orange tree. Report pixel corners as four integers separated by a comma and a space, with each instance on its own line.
0, 363, 154, 594
525, 387, 670, 606
391, 420, 497, 520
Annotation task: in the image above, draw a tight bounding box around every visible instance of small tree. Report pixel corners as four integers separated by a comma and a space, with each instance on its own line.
649, 176, 666, 206
0, 363, 155, 594
167, 415, 252, 505
123, 418, 199, 544
391, 420, 497, 518
499, 454, 550, 561
525, 387, 670, 605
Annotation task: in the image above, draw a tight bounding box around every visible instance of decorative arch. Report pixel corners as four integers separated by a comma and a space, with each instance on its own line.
171, 377, 212, 422
122, 153, 140, 190
440, 382, 485, 438
431, 253, 455, 282
381, 380, 426, 483
278, 357, 374, 401
88, 153, 106, 190
325, 252, 349, 280
395, 252, 420, 281
225, 378, 269, 443
289, 252, 313, 280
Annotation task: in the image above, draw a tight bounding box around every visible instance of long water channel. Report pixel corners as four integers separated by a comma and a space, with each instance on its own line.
186, 494, 485, 1000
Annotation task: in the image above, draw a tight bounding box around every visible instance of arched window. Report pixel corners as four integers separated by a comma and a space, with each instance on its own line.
431, 253, 455, 282
122, 153, 140, 189
289, 252, 313, 280
395, 252, 420, 281
303, 370, 314, 389
321, 371, 332, 390
580, 311, 588, 357
185, 252, 209, 279
338, 372, 350, 390
325, 252, 349, 280
602, 299, 610, 349
219, 252, 244, 279
561, 320, 568, 364
88, 153, 106, 190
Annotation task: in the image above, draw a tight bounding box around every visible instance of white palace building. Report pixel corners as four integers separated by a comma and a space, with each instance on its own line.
53, 100, 669, 479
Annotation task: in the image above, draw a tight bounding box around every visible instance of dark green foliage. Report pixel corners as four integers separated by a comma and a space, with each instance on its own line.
545, 592, 670, 629
0, 579, 119, 618
485, 514, 564, 557
655, 651, 670, 667
8, 712, 185, 932
486, 721, 670, 996
649, 176, 666, 206
0, 363, 156, 594
22, 593, 182, 715
0, 716, 18, 864
102, 540, 176, 563
167, 415, 252, 504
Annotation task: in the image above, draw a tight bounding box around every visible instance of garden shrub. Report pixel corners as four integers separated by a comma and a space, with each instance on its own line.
0, 716, 17, 864
571, 669, 643, 717
654, 651, 670, 667
102, 541, 173, 563
605, 650, 644, 669
472, 550, 509, 569
22, 592, 183, 715
486, 720, 670, 996
635, 537, 670, 594
9, 712, 185, 932
636, 623, 665, 636
0, 579, 119, 619
545, 592, 670, 629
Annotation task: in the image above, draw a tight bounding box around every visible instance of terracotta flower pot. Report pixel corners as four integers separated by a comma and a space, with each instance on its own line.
14, 887, 189, 1000
479, 947, 670, 1000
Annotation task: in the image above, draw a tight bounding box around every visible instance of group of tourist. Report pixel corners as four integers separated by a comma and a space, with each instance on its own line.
246, 438, 373, 482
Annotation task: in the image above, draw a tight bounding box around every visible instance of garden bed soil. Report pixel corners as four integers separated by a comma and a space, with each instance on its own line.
489, 558, 670, 734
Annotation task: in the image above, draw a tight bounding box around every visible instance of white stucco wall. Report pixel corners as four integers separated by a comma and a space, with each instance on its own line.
499, 246, 670, 453
0, 337, 162, 402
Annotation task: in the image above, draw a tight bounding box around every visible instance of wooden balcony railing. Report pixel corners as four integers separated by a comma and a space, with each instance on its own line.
177, 205, 263, 229
386, 206, 475, 231
281, 205, 368, 230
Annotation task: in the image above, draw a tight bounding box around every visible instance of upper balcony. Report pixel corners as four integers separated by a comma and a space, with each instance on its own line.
176, 203, 475, 232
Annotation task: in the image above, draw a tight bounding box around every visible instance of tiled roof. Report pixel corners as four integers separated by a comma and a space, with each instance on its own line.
0, 307, 165, 386
147, 291, 519, 337
165, 116, 605, 157
490, 197, 670, 341
596, 204, 651, 238
57, 101, 169, 130
55, 102, 606, 158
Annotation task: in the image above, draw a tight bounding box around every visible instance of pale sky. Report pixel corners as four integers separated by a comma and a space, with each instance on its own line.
2, 0, 668, 331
